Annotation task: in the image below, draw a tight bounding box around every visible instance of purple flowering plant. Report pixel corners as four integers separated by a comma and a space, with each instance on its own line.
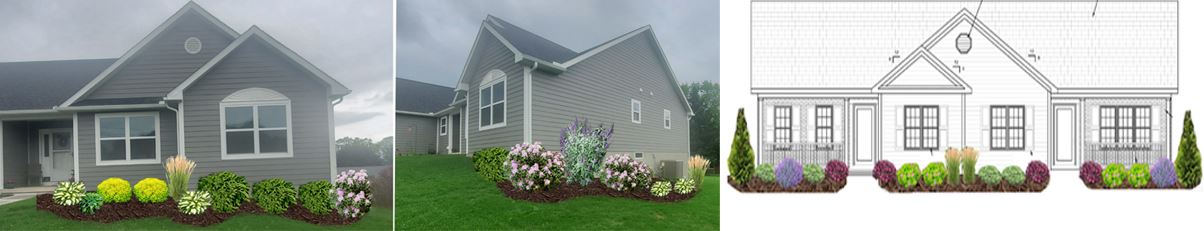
507, 142, 566, 191
600, 153, 652, 191
334, 169, 372, 218
775, 157, 803, 189
1152, 157, 1178, 188
560, 117, 614, 186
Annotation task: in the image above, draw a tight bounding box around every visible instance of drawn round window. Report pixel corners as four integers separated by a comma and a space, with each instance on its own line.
184, 37, 202, 54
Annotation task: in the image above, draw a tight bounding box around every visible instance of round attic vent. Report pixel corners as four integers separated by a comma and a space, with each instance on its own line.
184, 37, 202, 54
956, 33, 972, 54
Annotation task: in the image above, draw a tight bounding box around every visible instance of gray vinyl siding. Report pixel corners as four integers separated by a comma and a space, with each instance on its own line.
77, 109, 179, 190
179, 38, 332, 186
435, 107, 464, 154
464, 30, 524, 153
396, 114, 437, 154
86, 11, 235, 100
3, 122, 30, 187
530, 32, 691, 175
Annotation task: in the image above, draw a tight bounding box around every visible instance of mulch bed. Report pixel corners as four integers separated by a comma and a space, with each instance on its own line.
1083, 181, 1191, 190
879, 175, 1047, 193
727, 177, 846, 193
35, 194, 360, 226
497, 179, 697, 203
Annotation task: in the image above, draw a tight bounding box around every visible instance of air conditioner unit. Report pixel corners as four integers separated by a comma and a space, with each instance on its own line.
659, 160, 684, 180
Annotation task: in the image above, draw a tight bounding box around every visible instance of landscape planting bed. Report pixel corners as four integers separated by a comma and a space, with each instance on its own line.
35, 194, 359, 227
1083, 182, 1189, 190
497, 179, 696, 203
879, 175, 1046, 193
727, 177, 845, 193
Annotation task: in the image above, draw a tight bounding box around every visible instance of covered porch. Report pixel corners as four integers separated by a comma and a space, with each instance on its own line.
2, 115, 74, 190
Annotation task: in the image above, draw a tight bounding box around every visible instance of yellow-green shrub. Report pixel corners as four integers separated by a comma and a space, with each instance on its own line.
134, 178, 168, 203
98, 177, 132, 203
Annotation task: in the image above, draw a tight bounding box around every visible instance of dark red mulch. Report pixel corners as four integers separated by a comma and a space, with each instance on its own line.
1083, 181, 1191, 190
880, 175, 1047, 193
497, 179, 697, 203
35, 193, 360, 226
726, 177, 846, 193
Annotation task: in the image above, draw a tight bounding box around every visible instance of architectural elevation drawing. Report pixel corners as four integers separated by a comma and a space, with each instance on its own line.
749, 0, 1178, 173
0, 2, 350, 190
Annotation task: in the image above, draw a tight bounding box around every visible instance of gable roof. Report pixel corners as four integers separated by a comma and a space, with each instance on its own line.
751, 0, 1177, 93
164, 26, 351, 100
395, 78, 456, 115
872, 48, 971, 93
0, 59, 116, 111
484, 16, 578, 63
59, 1, 238, 108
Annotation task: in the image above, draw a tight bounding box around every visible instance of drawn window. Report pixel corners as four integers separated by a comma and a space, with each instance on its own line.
990, 106, 1025, 150
815, 106, 833, 143
1100, 106, 1152, 148
773, 106, 792, 150
904, 105, 939, 150
97, 113, 159, 164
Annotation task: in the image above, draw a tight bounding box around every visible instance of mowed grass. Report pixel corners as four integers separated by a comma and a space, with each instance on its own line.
396, 154, 720, 230
0, 196, 392, 230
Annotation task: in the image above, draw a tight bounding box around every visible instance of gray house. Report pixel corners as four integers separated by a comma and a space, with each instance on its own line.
396, 16, 694, 177
1, 2, 349, 189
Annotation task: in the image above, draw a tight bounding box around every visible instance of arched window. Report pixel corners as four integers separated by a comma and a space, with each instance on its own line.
478, 69, 506, 130
220, 87, 292, 159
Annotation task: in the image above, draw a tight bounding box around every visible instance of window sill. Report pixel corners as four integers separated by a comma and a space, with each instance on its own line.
95, 159, 160, 166
479, 122, 506, 131
221, 152, 293, 160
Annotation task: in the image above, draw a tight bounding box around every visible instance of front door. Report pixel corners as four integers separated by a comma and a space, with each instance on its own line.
39, 129, 73, 184
451, 113, 462, 153
852, 104, 877, 168
1053, 104, 1078, 169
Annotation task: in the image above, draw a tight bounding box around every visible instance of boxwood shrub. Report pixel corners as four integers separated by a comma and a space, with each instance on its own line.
472, 147, 509, 182
979, 165, 1002, 186
198, 171, 249, 213
922, 162, 946, 187
802, 163, 825, 184
299, 180, 334, 215
1102, 163, 1128, 188
1002, 166, 1025, 186
1128, 163, 1151, 188
754, 163, 776, 182
896, 163, 920, 188
134, 178, 168, 203
252, 178, 296, 214
97, 177, 132, 203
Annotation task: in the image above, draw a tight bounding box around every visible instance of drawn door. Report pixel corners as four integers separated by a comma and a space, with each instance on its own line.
1053, 105, 1077, 168
853, 104, 876, 168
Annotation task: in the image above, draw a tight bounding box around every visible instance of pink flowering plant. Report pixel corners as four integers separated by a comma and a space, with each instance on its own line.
334, 169, 372, 218
507, 142, 566, 191
600, 153, 652, 191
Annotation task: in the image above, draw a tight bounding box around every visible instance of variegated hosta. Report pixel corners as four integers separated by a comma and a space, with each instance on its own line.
178, 191, 212, 215
53, 181, 86, 206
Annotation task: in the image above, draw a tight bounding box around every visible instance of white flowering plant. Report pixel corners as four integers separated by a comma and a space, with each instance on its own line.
334, 169, 372, 218
674, 178, 696, 194
507, 142, 566, 191
600, 154, 652, 191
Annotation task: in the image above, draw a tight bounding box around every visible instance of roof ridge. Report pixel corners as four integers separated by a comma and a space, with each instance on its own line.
485, 15, 578, 53
397, 77, 455, 90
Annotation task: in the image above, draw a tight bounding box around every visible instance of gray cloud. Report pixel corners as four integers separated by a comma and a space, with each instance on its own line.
397, 0, 719, 87
0, 0, 393, 139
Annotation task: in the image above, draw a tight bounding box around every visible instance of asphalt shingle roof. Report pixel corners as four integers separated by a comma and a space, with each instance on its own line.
485, 15, 580, 63
396, 78, 455, 114
0, 58, 117, 110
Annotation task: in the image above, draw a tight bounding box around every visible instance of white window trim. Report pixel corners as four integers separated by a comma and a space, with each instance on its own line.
220, 100, 294, 160
663, 109, 671, 129
479, 73, 507, 131
439, 116, 448, 135
94, 112, 161, 166
631, 99, 642, 124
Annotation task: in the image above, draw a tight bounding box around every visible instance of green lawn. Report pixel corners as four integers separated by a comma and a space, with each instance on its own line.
396, 154, 720, 230
0, 197, 392, 230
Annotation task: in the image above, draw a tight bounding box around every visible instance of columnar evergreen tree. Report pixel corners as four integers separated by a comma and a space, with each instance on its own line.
728, 108, 756, 184
1177, 111, 1201, 188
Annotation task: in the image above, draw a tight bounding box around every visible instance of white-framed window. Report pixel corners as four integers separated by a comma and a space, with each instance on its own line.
479, 70, 506, 130
631, 99, 642, 123
903, 105, 939, 150
773, 106, 792, 150
1100, 106, 1152, 149
990, 105, 1025, 150
220, 88, 292, 160
95, 112, 159, 166
439, 116, 448, 135
663, 109, 671, 129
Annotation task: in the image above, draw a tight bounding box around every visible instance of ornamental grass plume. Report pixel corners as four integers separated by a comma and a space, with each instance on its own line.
165, 154, 196, 200
944, 147, 961, 184
687, 155, 710, 189
961, 147, 979, 183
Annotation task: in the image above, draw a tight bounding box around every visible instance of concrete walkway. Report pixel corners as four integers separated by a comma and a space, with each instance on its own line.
0, 193, 38, 206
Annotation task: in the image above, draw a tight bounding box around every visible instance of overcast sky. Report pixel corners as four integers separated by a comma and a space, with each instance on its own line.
398, 0, 719, 87
0, 0, 393, 140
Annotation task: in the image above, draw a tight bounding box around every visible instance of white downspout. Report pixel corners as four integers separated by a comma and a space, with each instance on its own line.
163, 101, 184, 157
330, 97, 342, 182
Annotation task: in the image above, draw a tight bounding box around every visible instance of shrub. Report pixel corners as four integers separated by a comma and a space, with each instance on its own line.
651, 181, 671, 197
1151, 157, 1178, 188
1128, 163, 1151, 188
178, 191, 212, 215
472, 147, 509, 182
299, 181, 334, 215
1102, 163, 1128, 188
1026, 161, 1050, 185
922, 163, 946, 187
687, 155, 709, 189
896, 163, 920, 188
1177, 111, 1201, 188
674, 178, 696, 194
197, 171, 249, 213
1002, 166, 1025, 186
80, 192, 103, 215
335, 169, 373, 218
600, 153, 652, 191
134, 178, 168, 203
507, 142, 566, 191
873, 160, 896, 186
164, 154, 195, 200
979, 165, 1002, 186
775, 157, 803, 189
1080, 161, 1104, 185
962, 147, 978, 183
728, 108, 756, 184
945, 147, 961, 184
755, 163, 775, 182
803, 163, 825, 184
825, 160, 849, 184
560, 118, 613, 186
97, 177, 132, 203
252, 178, 296, 214
53, 181, 85, 206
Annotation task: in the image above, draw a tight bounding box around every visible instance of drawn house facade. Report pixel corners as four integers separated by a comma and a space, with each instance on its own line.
1, 2, 349, 189
750, 1, 1177, 172
396, 15, 694, 177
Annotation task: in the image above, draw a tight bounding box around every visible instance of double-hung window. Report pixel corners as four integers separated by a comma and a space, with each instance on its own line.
1100, 106, 1152, 149
631, 99, 642, 123
479, 75, 506, 130
96, 112, 159, 165
221, 88, 292, 159
773, 106, 792, 150
815, 106, 833, 143
990, 105, 1025, 150
439, 116, 448, 135
663, 109, 671, 129
904, 105, 939, 150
